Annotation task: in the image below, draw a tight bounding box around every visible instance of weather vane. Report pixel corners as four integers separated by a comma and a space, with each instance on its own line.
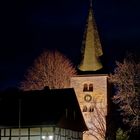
90, 0, 93, 7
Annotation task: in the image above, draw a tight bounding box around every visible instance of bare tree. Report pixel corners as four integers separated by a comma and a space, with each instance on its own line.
109, 54, 140, 131
85, 99, 107, 140
116, 128, 129, 140
20, 50, 77, 90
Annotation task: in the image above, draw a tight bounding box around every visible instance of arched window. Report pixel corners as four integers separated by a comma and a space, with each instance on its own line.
89, 105, 94, 112
83, 83, 93, 92
89, 84, 93, 91
83, 84, 88, 92
83, 105, 87, 112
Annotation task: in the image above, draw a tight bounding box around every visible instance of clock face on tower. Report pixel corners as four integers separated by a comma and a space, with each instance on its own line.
84, 94, 92, 102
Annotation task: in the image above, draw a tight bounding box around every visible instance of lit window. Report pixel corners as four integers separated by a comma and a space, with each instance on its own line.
42, 136, 46, 139
48, 135, 53, 140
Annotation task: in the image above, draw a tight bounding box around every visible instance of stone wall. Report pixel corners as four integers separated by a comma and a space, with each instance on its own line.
71, 74, 108, 140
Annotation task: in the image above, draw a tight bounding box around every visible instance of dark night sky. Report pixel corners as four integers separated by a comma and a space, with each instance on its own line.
0, 0, 140, 90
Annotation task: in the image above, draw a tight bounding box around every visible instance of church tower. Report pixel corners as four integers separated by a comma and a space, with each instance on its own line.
71, 1, 109, 140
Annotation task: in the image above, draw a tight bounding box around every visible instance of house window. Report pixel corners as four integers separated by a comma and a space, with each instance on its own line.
0, 127, 83, 140
83, 83, 93, 92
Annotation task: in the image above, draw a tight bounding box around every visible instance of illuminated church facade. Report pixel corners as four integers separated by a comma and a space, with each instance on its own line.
70, 1, 110, 140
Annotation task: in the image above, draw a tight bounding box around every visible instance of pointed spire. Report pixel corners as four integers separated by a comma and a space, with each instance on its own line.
78, 0, 103, 71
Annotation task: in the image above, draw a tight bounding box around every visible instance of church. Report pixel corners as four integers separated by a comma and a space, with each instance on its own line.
0, 1, 113, 140
70, 1, 112, 140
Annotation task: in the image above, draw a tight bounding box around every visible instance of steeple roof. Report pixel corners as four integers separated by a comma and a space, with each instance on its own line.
78, 0, 103, 71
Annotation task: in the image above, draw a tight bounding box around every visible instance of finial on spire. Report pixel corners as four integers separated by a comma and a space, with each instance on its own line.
90, 0, 93, 8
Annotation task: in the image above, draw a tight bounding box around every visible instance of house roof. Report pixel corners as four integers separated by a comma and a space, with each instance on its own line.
0, 87, 87, 132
